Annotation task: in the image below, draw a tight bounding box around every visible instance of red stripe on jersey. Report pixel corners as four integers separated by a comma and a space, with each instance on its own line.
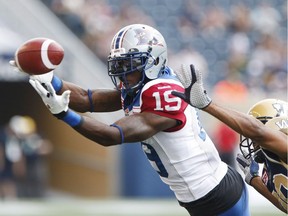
141, 81, 188, 132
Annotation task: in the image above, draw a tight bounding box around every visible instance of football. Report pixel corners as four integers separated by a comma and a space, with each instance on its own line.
15, 37, 64, 75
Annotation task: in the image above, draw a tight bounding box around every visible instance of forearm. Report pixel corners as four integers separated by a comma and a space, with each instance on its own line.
250, 177, 287, 213
204, 102, 288, 161
203, 102, 263, 140
73, 112, 176, 146
65, 112, 169, 147
74, 116, 142, 146
60, 81, 122, 113
74, 116, 122, 146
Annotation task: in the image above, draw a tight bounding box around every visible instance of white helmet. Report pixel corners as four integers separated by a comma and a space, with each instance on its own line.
108, 24, 168, 92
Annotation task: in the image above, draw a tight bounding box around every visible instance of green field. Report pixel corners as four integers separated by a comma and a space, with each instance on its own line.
0, 199, 285, 216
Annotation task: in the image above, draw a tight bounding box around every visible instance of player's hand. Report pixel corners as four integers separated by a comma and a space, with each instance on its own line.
30, 71, 54, 83
171, 64, 211, 109
236, 153, 259, 185
29, 79, 70, 114
9, 60, 54, 83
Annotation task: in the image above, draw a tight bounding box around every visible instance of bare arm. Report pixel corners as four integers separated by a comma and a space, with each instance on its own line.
250, 177, 287, 213
59, 81, 122, 113
74, 112, 178, 146
203, 102, 287, 161
172, 64, 287, 161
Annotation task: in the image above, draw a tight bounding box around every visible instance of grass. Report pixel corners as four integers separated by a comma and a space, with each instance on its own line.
0, 186, 285, 216
0, 198, 285, 216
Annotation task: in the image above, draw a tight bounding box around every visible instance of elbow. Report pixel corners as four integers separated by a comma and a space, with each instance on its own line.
100, 141, 120, 147
81, 133, 121, 147
92, 138, 120, 147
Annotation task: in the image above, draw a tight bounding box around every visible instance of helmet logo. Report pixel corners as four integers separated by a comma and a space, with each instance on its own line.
134, 29, 163, 47
272, 102, 288, 116
275, 118, 288, 130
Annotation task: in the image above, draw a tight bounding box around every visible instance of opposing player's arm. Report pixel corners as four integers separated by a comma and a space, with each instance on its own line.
203, 102, 287, 161
250, 177, 287, 213
75, 112, 178, 146
58, 81, 122, 113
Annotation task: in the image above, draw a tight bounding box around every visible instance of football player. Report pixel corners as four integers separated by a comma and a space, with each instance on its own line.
11, 24, 250, 216
172, 64, 288, 213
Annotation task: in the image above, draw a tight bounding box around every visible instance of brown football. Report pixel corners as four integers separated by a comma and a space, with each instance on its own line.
15, 37, 64, 75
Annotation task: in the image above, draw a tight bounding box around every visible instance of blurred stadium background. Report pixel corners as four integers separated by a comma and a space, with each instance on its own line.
0, 0, 286, 215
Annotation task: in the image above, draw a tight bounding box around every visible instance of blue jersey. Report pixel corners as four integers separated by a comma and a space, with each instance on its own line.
261, 149, 288, 211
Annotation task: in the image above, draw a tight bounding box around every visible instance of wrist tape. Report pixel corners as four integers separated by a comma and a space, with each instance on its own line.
54, 109, 83, 127
51, 75, 63, 93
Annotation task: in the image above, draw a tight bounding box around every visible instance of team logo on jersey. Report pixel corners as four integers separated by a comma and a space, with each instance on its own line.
134, 29, 164, 47
262, 168, 269, 185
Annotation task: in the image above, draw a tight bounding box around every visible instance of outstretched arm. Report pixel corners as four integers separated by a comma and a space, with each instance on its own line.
75, 111, 177, 146
29, 79, 177, 146
10, 61, 122, 113
59, 81, 122, 113
172, 64, 287, 161
34, 73, 122, 113
203, 102, 287, 161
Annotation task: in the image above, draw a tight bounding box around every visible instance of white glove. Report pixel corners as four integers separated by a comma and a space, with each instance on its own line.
30, 71, 54, 83
172, 64, 212, 109
236, 153, 260, 185
29, 79, 70, 114
9, 60, 54, 83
